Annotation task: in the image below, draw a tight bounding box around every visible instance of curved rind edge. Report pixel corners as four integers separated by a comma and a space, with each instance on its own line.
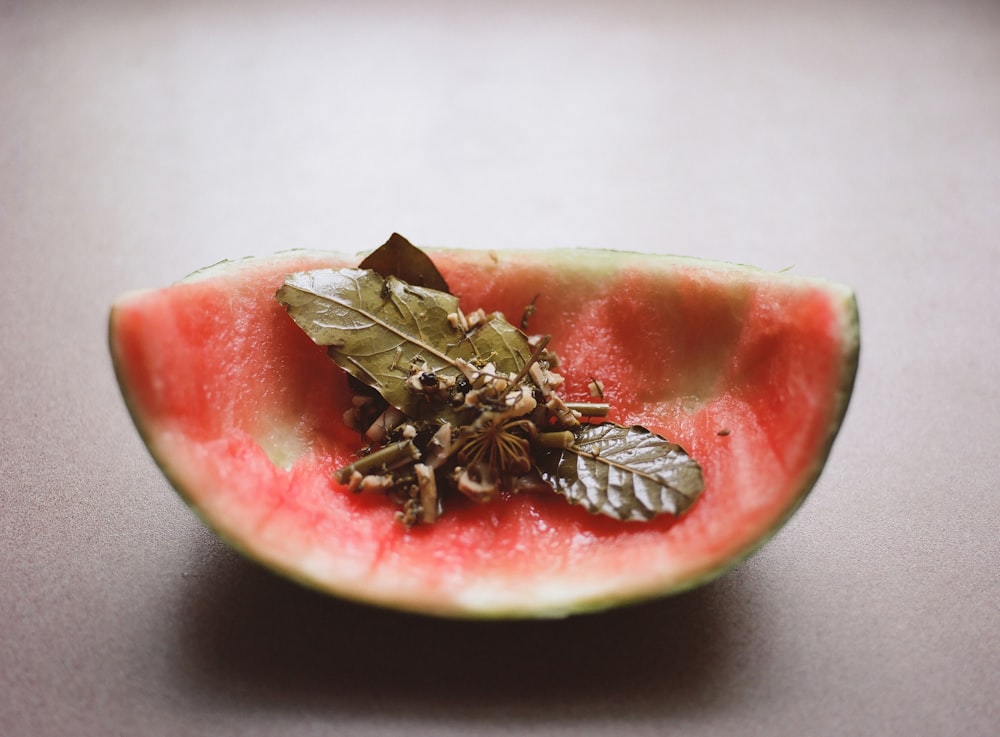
108, 248, 861, 619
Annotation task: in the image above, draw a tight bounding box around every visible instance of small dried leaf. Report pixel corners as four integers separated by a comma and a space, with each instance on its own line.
276, 268, 532, 421
359, 233, 451, 293
536, 423, 704, 520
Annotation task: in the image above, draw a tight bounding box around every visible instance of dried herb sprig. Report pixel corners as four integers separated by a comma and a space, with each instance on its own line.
275, 234, 704, 526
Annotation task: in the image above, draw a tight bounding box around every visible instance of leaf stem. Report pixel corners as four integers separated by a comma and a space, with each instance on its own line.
564, 402, 610, 417
537, 430, 576, 449
334, 440, 420, 483
511, 334, 551, 387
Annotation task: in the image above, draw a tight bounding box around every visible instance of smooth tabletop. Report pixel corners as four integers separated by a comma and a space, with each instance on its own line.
2, 1, 998, 735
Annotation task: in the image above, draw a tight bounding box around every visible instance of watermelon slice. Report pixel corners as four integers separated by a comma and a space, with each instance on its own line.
109, 247, 859, 618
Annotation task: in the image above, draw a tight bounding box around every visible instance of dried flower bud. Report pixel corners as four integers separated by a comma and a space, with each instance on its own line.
455, 464, 500, 504
465, 308, 488, 329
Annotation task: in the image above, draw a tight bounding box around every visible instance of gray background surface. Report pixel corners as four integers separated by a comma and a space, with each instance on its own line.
2, 1, 998, 735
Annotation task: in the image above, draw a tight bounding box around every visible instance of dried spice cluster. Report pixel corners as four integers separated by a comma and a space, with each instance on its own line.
276, 235, 704, 527
335, 330, 603, 526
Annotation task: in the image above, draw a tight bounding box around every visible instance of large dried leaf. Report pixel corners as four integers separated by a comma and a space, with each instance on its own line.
536, 423, 704, 521
359, 233, 451, 293
276, 268, 532, 420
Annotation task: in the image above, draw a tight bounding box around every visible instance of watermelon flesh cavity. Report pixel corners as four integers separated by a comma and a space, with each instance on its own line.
109, 248, 859, 617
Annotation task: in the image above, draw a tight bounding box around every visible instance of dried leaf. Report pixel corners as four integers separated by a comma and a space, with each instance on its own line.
536, 423, 704, 520
359, 233, 451, 293
349, 233, 451, 402
276, 268, 532, 421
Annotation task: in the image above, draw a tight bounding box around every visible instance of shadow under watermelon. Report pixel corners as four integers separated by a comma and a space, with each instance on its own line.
171, 526, 764, 723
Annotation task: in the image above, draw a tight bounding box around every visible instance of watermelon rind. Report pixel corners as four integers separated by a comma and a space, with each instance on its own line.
109, 247, 859, 618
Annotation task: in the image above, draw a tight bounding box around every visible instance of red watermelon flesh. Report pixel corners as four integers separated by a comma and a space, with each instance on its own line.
109, 248, 859, 617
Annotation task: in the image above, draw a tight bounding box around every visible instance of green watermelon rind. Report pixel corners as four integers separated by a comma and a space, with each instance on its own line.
109, 247, 860, 618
